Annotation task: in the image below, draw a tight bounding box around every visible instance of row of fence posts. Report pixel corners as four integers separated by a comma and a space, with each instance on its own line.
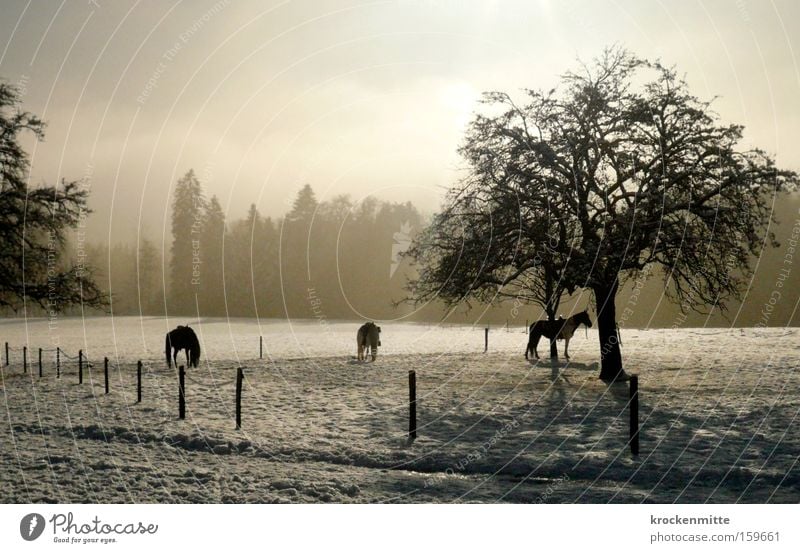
4, 342, 145, 402
6, 344, 60, 376
3, 341, 244, 428
3, 340, 640, 454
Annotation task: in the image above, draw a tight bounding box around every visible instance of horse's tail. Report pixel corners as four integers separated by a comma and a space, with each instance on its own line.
165, 333, 172, 367
525, 323, 536, 359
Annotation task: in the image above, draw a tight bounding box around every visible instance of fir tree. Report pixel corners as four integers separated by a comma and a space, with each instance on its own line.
170, 170, 204, 314
0, 82, 105, 311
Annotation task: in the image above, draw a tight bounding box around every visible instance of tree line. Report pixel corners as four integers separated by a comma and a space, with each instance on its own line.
80, 175, 424, 320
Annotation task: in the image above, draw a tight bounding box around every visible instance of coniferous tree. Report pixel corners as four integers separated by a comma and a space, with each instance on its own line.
0, 82, 106, 311
224, 204, 257, 316
200, 195, 226, 316
138, 238, 164, 315
253, 213, 279, 316
170, 170, 204, 314
281, 185, 319, 317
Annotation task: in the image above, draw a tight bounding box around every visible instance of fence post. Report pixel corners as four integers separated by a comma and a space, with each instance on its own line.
38, 348, 42, 377
56, 348, 60, 378
104, 357, 109, 394
484, 327, 489, 352
137, 361, 142, 403
4, 342, 8, 366
236, 367, 243, 430
409, 370, 417, 441
178, 365, 185, 419
78, 350, 83, 384
630, 375, 639, 456
259, 336, 263, 359
23, 346, 27, 373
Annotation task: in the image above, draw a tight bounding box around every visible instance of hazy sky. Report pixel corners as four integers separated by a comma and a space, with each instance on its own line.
2, 0, 799, 246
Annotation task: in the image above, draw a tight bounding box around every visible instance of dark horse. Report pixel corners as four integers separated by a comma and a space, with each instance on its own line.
166, 325, 201, 368
525, 310, 592, 360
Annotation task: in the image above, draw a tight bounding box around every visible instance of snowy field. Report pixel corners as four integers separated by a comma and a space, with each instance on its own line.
1, 317, 798, 503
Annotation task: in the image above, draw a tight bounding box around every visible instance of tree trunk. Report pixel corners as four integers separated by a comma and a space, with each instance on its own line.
546, 284, 560, 359
546, 310, 559, 359
594, 280, 625, 381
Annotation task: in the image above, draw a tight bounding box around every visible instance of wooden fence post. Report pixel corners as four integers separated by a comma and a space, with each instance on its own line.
78, 350, 83, 384
38, 348, 42, 377
56, 348, 60, 378
409, 370, 417, 441
23, 346, 27, 373
484, 327, 489, 352
137, 360, 142, 403
104, 357, 109, 394
236, 367, 243, 430
259, 336, 263, 359
4, 342, 8, 366
178, 365, 186, 419
630, 375, 639, 456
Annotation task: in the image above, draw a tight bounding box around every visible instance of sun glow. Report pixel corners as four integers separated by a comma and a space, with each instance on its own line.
438, 82, 479, 129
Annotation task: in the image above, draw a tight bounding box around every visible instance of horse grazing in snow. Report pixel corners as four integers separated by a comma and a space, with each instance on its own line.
525, 310, 592, 360
357, 322, 381, 361
166, 325, 201, 368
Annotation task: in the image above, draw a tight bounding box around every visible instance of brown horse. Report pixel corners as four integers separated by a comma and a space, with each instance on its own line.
166, 325, 201, 368
357, 322, 381, 361
525, 311, 592, 360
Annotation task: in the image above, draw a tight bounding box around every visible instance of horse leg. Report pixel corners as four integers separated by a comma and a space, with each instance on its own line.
532, 333, 541, 359
564, 337, 570, 359
525, 331, 531, 359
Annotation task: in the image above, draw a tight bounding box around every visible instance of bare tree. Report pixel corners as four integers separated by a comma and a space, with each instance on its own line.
408, 48, 797, 380
405, 178, 573, 358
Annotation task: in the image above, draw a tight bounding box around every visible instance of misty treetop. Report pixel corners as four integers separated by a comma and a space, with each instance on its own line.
0, 81, 105, 312
407, 48, 799, 380
133, 175, 422, 319
170, 169, 205, 313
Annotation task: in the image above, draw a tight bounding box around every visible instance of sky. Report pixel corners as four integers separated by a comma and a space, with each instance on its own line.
2, 0, 800, 247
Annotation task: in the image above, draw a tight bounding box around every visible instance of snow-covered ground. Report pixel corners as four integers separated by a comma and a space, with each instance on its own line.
1, 317, 798, 503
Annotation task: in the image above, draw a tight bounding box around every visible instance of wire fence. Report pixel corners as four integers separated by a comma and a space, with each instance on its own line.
0, 340, 257, 433
0, 338, 641, 454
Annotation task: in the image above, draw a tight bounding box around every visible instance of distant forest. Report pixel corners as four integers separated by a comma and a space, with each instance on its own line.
79, 171, 426, 321
20, 171, 800, 328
